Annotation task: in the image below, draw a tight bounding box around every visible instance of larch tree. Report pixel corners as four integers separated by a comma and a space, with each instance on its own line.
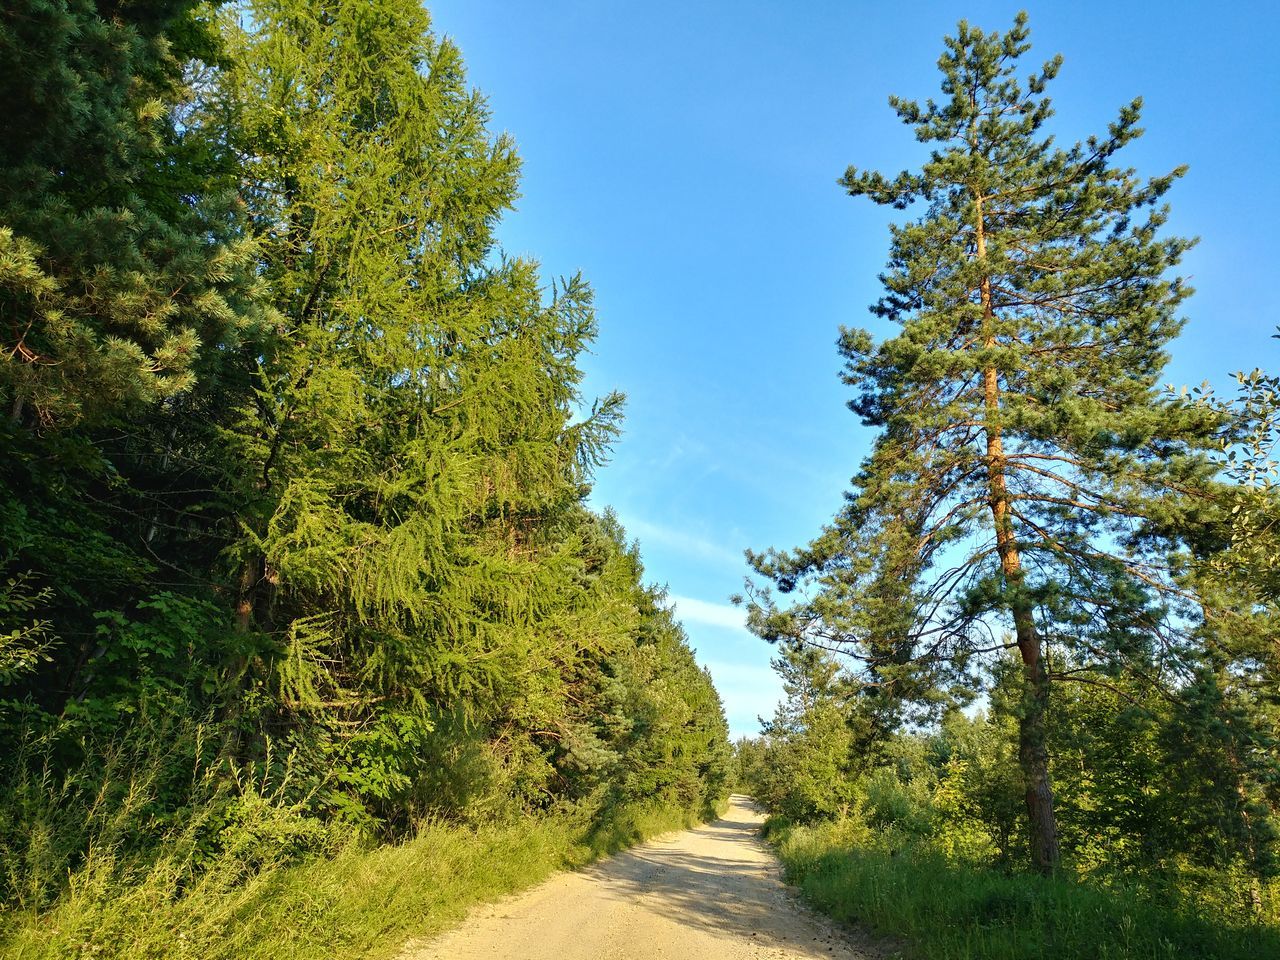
742, 13, 1222, 873
211, 0, 625, 819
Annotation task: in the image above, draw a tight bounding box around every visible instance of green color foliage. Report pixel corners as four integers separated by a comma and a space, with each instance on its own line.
742, 10, 1263, 877
748, 646, 859, 822
744, 648, 1280, 942
0, 0, 269, 427
0, 0, 731, 943
1, 796, 701, 960
207, 0, 644, 825
1207, 334, 1280, 605
746, 10, 1219, 694
773, 819, 1280, 960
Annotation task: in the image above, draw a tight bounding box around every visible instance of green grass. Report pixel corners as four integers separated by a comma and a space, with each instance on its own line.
771, 821, 1280, 960
0, 801, 708, 960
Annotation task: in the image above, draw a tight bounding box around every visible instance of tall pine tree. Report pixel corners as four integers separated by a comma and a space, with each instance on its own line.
744, 12, 1221, 873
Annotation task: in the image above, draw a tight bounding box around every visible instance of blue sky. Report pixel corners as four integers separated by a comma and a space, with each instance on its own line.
428, 1, 1280, 738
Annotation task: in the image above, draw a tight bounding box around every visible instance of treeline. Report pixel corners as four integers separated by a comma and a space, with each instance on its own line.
741, 644, 1277, 914
739, 649, 1280, 958
0, 0, 729, 922
737, 12, 1279, 953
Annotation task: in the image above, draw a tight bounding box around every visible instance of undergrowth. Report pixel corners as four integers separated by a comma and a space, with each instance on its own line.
0, 800, 706, 960
770, 819, 1280, 960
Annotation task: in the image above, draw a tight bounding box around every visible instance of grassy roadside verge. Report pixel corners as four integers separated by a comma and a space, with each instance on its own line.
0, 801, 710, 960
769, 820, 1280, 960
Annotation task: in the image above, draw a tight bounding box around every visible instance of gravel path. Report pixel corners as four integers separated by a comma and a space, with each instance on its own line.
400, 794, 875, 960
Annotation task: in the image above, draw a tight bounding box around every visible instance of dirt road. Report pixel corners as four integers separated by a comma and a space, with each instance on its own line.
400, 794, 873, 960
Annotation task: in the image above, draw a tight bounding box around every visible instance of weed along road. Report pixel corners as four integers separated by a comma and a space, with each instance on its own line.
401, 795, 870, 960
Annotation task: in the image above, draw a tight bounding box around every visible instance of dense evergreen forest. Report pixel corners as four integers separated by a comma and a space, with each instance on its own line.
737, 13, 1280, 957
0, 1, 729, 951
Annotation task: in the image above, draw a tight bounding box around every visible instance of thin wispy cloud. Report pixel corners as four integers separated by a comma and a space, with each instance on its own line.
667, 594, 748, 632
624, 517, 745, 571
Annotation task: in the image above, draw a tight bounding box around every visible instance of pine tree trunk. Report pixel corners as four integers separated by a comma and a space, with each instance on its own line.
975, 191, 1061, 874
1012, 605, 1059, 873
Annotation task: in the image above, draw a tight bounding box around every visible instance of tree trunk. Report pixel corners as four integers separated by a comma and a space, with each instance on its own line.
234, 554, 262, 632
974, 190, 1061, 874
1012, 604, 1060, 873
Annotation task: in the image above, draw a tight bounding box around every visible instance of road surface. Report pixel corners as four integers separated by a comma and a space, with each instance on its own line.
400, 794, 879, 960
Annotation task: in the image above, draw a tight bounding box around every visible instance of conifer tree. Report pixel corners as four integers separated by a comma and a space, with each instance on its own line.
212, 0, 624, 817
744, 13, 1220, 873
0, 0, 266, 427
754, 646, 857, 822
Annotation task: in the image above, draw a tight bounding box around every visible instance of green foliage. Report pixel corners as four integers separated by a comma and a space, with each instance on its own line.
774, 819, 1280, 960
746, 655, 1280, 948
1208, 336, 1280, 604
203, 0, 647, 824
744, 9, 1246, 875
733, 736, 768, 792
0, 0, 269, 428
748, 639, 1279, 897
752, 674, 1280, 948
0, 574, 55, 686
747, 646, 859, 822
0, 0, 730, 943
0, 797, 695, 960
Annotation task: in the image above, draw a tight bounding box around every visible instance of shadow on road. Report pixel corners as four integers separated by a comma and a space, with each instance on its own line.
404, 794, 877, 960
571, 795, 851, 955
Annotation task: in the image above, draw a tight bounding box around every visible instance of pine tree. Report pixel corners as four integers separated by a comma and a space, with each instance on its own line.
753, 645, 857, 822
0, 0, 266, 427
744, 12, 1221, 873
